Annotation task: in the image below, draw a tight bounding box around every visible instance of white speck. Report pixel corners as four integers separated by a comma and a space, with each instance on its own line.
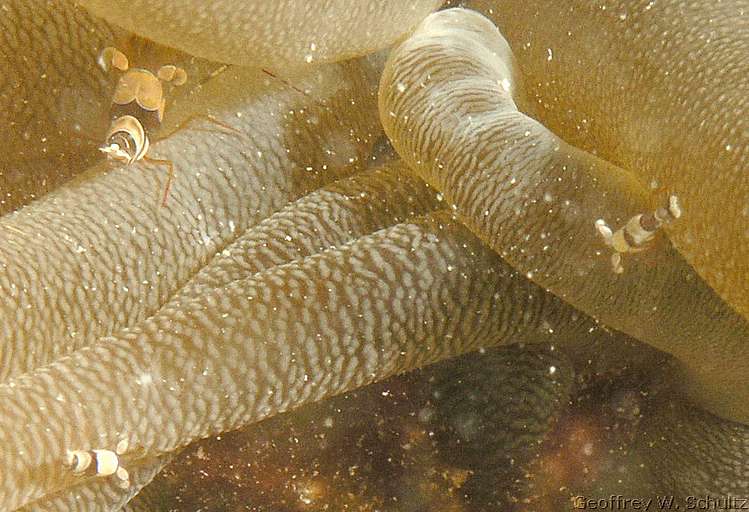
201, 232, 214, 246
543, 192, 553, 202
310, 42, 317, 51
549, 366, 557, 375
546, 48, 553, 61
524, 130, 531, 137
284, 234, 293, 242
526, 271, 534, 279
228, 220, 236, 233
397, 82, 406, 93
583, 443, 594, 456
435, 192, 444, 202
619, 12, 628, 20
500, 78, 511, 92
726, 144, 733, 151
136, 373, 153, 386
304, 54, 313, 63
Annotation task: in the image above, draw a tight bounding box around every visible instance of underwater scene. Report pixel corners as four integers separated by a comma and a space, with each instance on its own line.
0, 0, 747, 510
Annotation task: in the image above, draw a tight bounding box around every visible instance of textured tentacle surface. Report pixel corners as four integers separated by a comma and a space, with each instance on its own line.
379, 8, 749, 423
181, 162, 440, 295
77, 0, 444, 69
125, 162, 664, 509
123, 343, 576, 510
0, 0, 122, 213
0, 59, 380, 380
19, 456, 169, 512
471, 0, 749, 321
637, 399, 749, 498
0, 210, 607, 510
1, 0, 747, 508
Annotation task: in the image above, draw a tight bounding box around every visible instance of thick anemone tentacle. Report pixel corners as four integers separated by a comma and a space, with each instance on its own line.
18, 456, 169, 512
0, 0, 122, 213
42, 164, 438, 510
51, 164, 439, 512
0, 59, 380, 380
636, 399, 749, 498
76, 0, 444, 69
471, 0, 749, 321
0, 211, 612, 510
379, 8, 749, 423
181, 162, 440, 294
425, 344, 574, 507
123, 344, 576, 510
126, 163, 663, 509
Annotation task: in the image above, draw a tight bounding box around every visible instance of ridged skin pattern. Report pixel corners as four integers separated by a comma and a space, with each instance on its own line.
0, 0, 122, 213
380, 6, 749, 499
126, 164, 659, 511
77, 0, 444, 69
0, 60, 381, 380
19, 457, 169, 512
637, 400, 749, 500
0, 210, 599, 510
123, 343, 578, 511
0, 0, 746, 509
180, 164, 441, 295
471, 0, 749, 322
379, 8, 749, 425
426, 345, 574, 506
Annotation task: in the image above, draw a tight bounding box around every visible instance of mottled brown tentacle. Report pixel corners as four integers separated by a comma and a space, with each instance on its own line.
0, 210, 608, 510
17, 456, 169, 512
0, 60, 380, 380
0, 0, 122, 213
77, 0, 444, 69
471, 0, 749, 321
379, 8, 749, 423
